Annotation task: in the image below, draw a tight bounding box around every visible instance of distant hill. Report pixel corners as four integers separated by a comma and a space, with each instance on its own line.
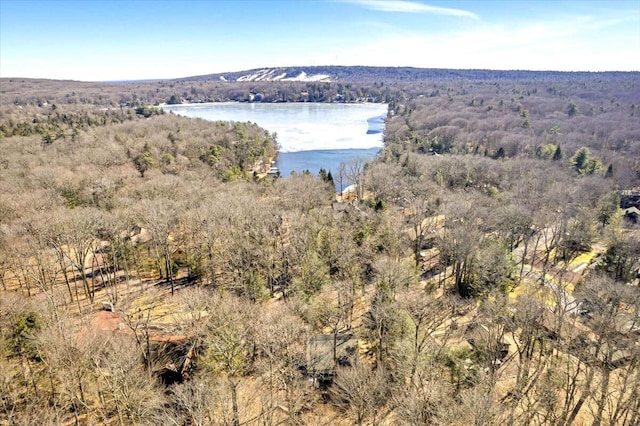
2, 66, 637, 107
177, 66, 635, 83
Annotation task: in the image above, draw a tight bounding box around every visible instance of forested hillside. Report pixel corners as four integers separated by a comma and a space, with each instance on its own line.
0, 70, 639, 425
4, 67, 637, 107
383, 76, 640, 189
184, 66, 636, 84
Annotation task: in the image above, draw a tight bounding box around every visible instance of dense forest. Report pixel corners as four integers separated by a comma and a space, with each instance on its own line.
0, 68, 639, 425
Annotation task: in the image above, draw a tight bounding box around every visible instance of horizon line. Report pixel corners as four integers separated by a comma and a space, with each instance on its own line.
2, 65, 639, 83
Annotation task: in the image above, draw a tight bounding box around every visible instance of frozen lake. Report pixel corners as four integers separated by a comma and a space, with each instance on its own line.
162, 102, 387, 179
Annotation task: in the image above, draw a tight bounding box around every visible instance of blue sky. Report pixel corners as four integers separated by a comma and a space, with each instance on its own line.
1, 0, 638, 81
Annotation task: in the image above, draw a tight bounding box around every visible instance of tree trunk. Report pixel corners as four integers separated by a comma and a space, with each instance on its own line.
519, 237, 529, 283
230, 378, 240, 426
530, 233, 541, 270
57, 253, 74, 303
592, 358, 611, 426
162, 243, 174, 295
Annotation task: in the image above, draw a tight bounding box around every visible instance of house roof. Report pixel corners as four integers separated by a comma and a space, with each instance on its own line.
624, 206, 640, 216
306, 334, 357, 374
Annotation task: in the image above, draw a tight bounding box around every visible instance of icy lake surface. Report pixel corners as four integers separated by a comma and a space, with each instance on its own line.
162, 102, 387, 177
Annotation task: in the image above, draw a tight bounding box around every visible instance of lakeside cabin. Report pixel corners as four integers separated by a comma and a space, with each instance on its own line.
266, 160, 280, 178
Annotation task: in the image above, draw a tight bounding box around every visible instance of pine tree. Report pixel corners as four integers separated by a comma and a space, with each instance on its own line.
552, 144, 563, 161
326, 171, 334, 187
605, 164, 614, 178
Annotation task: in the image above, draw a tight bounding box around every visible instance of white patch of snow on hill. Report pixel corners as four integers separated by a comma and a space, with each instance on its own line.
234, 69, 331, 82
254, 69, 276, 81
237, 69, 270, 81
282, 71, 331, 82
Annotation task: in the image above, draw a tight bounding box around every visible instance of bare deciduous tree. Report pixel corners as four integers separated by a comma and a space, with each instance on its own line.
332, 361, 390, 425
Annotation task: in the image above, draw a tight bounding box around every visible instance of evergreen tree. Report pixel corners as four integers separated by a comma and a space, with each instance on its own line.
326, 171, 334, 187
552, 144, 563, 161
605, 164, 614, 178
571, 147, 602, 175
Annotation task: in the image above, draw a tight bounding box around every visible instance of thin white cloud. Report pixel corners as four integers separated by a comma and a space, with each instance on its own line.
357, 20, 398, 30
347, 0, 478, 19
321, 13, 640, 71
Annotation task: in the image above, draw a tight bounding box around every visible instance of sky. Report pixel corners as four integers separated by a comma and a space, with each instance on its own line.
1, 0, 639, 81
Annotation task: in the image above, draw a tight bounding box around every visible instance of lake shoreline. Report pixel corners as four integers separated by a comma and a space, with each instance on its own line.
160, 100, 389, 108
161, 102, 388, 153
161, 102, 387, 186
